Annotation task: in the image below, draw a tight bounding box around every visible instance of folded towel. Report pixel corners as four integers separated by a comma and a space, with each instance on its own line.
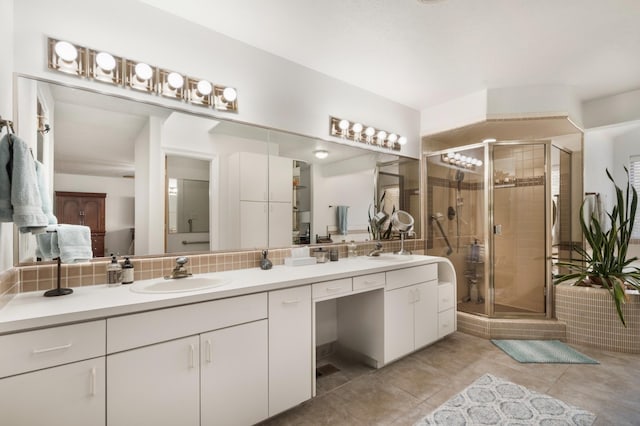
35, 160, 58, 226
36, 225, 93, 263
0, 134, 48, 232
57, 224, 93, 263
337, 205, 349, 235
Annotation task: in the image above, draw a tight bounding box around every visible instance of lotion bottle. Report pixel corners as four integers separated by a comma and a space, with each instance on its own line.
121, 257, 134, 284
107, 254, 123, 287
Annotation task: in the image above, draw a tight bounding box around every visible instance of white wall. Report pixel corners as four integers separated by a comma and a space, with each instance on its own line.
11, 0, 419, 157
613, 128, 640, 185
583, 89, 640, 129
55, 173, 134, 256
583, 131, 615, 215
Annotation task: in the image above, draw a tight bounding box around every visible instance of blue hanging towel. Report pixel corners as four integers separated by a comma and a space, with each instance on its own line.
337, 205, 349, 235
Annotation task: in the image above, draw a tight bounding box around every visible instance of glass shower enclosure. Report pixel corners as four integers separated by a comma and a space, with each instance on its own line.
426, 140, 566, 318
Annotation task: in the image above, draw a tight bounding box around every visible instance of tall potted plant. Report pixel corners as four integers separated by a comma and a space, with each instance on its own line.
555, 168, 640, 326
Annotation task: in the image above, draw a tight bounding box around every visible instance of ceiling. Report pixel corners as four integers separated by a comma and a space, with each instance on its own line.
139, 0, 640, 111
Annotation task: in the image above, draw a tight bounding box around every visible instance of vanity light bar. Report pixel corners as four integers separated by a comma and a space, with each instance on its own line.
441, 152, 483, 170
47, 37, 238, 112
329, 116, 405, 151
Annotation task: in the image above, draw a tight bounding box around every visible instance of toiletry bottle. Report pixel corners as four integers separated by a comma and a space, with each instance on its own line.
121, 257, 134, 284
107, 254, 123, 287
260, 250, 273, 270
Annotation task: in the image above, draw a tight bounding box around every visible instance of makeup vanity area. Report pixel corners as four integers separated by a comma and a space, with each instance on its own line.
0, 255, 455, 426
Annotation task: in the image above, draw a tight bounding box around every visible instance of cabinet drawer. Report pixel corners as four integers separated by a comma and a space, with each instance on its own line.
107, 293, 267, 353
438, 309, 456, 338
386, 264, 437, 291
353, 273, 385, 291
312, 278, 352, 299
0, 320, 106, 378
438, 283, 455, 312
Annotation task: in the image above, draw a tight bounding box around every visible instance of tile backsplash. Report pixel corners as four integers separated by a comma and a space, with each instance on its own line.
1, 239, 424, 296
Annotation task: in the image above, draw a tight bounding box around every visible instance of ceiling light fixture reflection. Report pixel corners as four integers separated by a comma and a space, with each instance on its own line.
314, 149, 329, 159
441, 151, 483, 170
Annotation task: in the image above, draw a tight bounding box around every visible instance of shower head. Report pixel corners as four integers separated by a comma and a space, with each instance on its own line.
455, 169, 465, 182
430, 212, 444, 221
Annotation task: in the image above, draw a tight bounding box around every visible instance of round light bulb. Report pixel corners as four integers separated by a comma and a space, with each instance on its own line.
197, 80, 212, 96
338, 119, 350, 131
398, 136, 407, 146
454, 153, 461, 160
167, 72, 184, 89
460, 155, 468, 163
352, 123, 363, 133
222, 87, 237, 102
55, 41, 78, 62
443, 156, 450, 163
365, 127, 375, 137
377, 130, 387, 140
95, 52, 116, 71
447, 152, 455, 158
476, 160, 483, 167
388, 133, 398, 143
134, 63, 153, 81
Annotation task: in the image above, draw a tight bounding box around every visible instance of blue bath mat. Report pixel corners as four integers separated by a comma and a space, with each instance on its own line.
491, 339, 599, 364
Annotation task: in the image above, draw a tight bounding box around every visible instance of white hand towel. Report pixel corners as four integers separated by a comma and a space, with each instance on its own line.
56, 224, 93, 264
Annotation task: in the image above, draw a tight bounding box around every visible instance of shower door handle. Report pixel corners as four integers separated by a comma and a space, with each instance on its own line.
493, 224, 502, 235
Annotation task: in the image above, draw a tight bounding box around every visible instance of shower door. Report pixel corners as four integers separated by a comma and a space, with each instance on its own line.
491, 142, 550, 317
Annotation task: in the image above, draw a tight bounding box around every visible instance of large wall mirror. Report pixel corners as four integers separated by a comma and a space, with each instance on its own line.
15, 76, 420, 264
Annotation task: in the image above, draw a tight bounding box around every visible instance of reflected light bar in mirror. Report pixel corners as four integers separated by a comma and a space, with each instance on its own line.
47, 37, 239, 112
329, 116, 404, 151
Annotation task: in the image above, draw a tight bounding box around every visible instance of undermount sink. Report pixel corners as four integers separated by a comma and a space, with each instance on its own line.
366, 254, 417, 262
130, 276, 230, 294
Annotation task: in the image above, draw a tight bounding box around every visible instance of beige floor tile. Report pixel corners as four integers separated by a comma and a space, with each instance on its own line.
263, 331, 640, 425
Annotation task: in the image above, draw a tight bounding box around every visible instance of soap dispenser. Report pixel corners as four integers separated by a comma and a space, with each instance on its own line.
260, 250, 273, 270
107, 254, 123, 287
121, 257, 134, 284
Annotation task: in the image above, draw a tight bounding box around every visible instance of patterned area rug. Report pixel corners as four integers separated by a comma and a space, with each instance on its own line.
415, 374, 596, 425
491, 340, 599, 364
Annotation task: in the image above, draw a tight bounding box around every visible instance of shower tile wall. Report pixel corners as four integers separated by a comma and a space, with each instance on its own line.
427, 155, 485, 310
493, 144, 546, 314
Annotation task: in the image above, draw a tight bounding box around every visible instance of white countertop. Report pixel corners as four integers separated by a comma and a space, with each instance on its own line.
0, 255, 451, 335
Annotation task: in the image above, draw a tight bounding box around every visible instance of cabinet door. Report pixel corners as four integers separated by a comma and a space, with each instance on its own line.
239, 152, 268, 201
384, 286, 415, 363
201, 320, 268, 426
414, 281, 439, 349
268, 201, 293, 247
58, 197, 82, 225
0, 358, 105, 426
269, 155, 293, 202
107, 336, 199, 426
240, 201, 268, 248
269, 285, 312, 416
81, 197, 105, 232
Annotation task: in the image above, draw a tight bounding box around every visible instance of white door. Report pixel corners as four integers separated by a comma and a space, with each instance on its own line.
269, 201, 293, 247
384, 286, 415, 363
201, 320, 268, 426
240, 201, 268, 248
107, 336, 199, 426
269, 155, 293, 202
0, 358, 105, 426
414, 281, 439, 349
268, 285, 312, 416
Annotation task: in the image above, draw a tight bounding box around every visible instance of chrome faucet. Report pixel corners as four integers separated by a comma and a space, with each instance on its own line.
367, 242, 384, 257
166, 256, 192, 279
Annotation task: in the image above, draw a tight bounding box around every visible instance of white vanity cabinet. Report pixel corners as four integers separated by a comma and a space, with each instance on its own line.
105, 293, 268, 426
0, 320, 106, 426
268, 285, 312, 416
384, 264, 440, 363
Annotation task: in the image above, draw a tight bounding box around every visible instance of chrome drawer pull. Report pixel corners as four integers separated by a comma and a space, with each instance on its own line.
32, 342, 72, 354
282, 299, 300, 305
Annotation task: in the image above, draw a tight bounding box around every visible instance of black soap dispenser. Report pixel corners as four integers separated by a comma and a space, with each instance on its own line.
122, 257, 134, 284
260, 250, 273, 270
